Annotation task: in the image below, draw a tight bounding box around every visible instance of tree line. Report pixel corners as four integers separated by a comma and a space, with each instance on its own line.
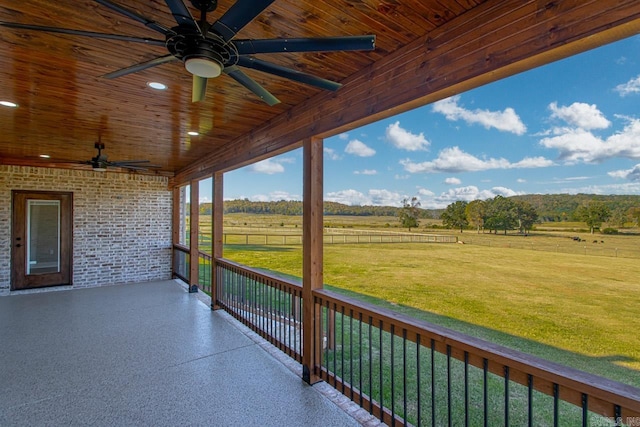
438, 197, 640, 234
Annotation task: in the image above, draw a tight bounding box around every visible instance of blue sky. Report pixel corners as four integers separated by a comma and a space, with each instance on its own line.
219, 35, 640, 209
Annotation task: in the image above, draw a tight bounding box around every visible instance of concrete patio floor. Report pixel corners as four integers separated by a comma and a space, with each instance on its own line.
0, 280, 376, 426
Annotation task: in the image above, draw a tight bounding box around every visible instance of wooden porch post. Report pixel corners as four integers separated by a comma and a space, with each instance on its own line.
188, 180, 199, 293
302, 136, 323, 384
211, 172, 224, 309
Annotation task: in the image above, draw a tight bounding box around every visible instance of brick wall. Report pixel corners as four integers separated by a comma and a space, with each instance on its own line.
0, 166, 172, 294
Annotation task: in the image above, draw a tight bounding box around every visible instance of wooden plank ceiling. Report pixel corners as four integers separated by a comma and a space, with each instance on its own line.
1, 1, 639, 183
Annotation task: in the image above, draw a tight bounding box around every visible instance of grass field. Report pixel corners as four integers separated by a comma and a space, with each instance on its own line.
213, 214, 640, 391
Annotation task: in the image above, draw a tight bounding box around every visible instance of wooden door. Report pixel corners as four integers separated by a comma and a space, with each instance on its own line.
11, 191, 73, 290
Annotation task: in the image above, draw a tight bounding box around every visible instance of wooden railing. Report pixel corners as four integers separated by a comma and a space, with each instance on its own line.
198, 251, 212, 294
223, 233, 457, 245
215, 258, 303, 362
172, 244, 189, 283
214, 259, 640, 426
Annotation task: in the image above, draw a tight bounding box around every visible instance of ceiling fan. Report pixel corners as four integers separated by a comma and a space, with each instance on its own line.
0, 0, 376, 103
81, 142, 161, 172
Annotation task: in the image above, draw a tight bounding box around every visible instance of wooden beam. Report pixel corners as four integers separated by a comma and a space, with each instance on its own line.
302, 136, 323, 384
211, 172, 224, 309
189, 180, 199, 293
173, 0, 640, 183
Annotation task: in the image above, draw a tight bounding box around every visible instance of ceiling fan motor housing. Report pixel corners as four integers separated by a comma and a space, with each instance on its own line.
167, 30, 233, 78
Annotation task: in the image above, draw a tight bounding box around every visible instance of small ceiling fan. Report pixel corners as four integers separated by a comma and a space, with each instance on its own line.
81, 142, 161, 172
0, 0, 376, 103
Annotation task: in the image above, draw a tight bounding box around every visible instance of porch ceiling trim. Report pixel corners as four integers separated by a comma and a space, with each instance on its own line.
172, 0, 640, 185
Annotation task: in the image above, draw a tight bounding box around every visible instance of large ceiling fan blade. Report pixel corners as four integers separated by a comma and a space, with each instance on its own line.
110, 160, 152, 165
164, 0, 201, 32
94, 0, 171, 35
192, 75, 208, 103
237, 57, 341, 91
212, 0, 276, 41
102, 54, 177, 79
224, 66, 280, 106
0, 22, 166, 46
235, 35, 376, 55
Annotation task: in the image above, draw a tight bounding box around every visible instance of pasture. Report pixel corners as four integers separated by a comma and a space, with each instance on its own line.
202, 213, 640, 387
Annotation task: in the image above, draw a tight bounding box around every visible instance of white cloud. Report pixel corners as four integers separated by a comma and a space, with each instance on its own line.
324, 147, 341, 160
540, 117, 640, 163
511, 156, 556, 168
345, 139, 376, 157
548, 102, 611, 130
557, 182, 640, 195
608, 164, 640, 181
385, 121, 430, 151
354, 169, 377, 175
432, 95, 527, 135
249, 191, 301, 202
250, 158, 285, 174
615, 75, 640, 96
417, 188, 435, 197
400, 146, 553, 173
325, 189, 408, 207
415, 185, 522, 209
517, 178, 526, 183
394, 174, 410, 180
338, 133, 349, 140
444, 177, 461, 185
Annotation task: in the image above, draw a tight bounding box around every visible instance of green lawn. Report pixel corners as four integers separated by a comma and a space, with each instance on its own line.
223, 241, 640, 389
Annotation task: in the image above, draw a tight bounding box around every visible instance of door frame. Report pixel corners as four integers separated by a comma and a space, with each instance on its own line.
11, 190, 73, 290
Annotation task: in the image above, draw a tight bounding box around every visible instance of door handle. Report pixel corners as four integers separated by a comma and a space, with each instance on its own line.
15, 244, 21, 247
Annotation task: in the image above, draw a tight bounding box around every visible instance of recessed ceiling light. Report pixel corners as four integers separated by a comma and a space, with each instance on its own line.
187, 131, 199, 136
0, 101, 18, 108
39, 154, 50, 158
147, 82, 167, 90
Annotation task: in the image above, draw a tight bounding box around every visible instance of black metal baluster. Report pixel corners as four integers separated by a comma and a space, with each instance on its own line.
379, 319, 384, 423
614, 404, 622, 427
553, 383, 559, 427
504, 366, 510, 427
581, 393, 588, 427
350, 309, 354, 401
359, 312, 363, 407
325, 301, 330, 382
333, 303, 338, 388
391, 324, 395, 426
341, 305, 345, 394
447, 345, 452, 427
403, 329, 407, 427
528, 374, 533, 427
464, 351, 469, 427
431, 339, 436, 427
416, 335, 421, 427
483, 358, 488, 427
369, 316, 373, 414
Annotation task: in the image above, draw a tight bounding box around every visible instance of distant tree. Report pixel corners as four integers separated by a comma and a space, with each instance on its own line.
628, 207, 640, 227
465, 200, 486, 233
441, 200, 469, 232
484, 196, 518, 235
608, 209, 628, 228
576, 201, 611, 234
514, 200, 538, 233
398, 197, 421, 231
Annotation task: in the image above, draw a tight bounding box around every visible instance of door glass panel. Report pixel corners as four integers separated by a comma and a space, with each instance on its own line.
27, 200, 60, 275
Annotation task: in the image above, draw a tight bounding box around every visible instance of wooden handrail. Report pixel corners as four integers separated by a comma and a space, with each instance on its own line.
215, 257, 303, 293
313, 288, 640, 420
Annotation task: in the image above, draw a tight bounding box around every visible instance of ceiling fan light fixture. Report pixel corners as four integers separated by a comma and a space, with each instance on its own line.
185, 57, 222, 78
